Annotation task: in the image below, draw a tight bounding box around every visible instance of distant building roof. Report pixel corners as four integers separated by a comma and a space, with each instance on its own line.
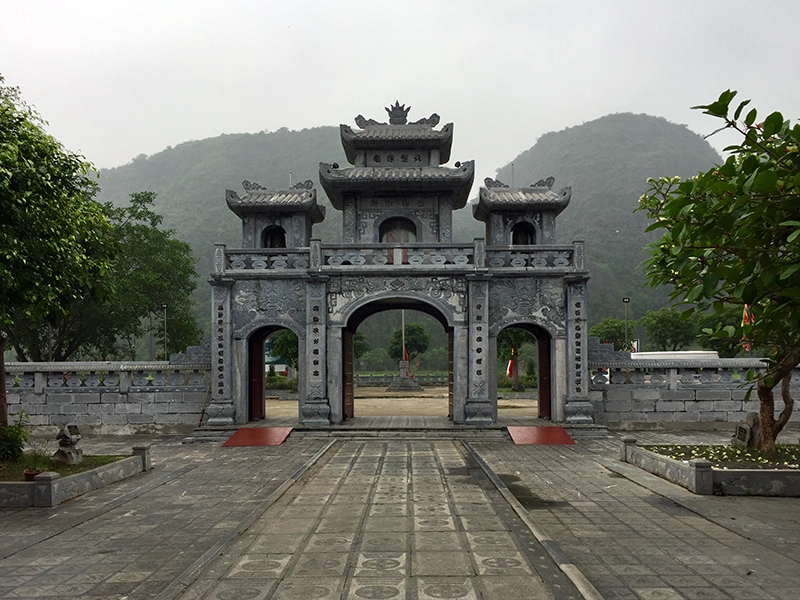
225, 180, 325, 222
319, 161, 475, 210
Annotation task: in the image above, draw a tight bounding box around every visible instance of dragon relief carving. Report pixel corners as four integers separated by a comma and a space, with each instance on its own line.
327, 276, 467, 315
234, 281, 305, 324
489, 278, 566, 334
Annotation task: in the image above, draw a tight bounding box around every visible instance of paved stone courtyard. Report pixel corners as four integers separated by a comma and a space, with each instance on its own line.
1, 426, 800, 599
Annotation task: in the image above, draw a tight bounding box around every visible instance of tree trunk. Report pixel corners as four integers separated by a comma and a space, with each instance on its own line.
511, 348, 523, 392
0, 334, 7, 427
757, 349, 800, 452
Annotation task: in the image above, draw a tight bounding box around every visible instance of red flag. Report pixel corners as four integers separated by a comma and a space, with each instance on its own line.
741, 304, 755, 351
403, 346, 409, 361
506, 359, 514, 378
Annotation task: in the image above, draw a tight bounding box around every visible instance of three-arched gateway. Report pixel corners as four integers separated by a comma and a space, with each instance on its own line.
206, 103, 593, 427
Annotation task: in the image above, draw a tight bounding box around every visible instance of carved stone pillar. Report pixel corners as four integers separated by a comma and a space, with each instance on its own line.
439, 196, 452, 242
301, 278, 331, 426
465, 276, 494, 426
564, 277, 593, 424
206, 279, 235, 426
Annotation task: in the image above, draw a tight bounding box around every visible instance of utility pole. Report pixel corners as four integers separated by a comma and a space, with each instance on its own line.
623, 297, 630, 350
162, 304, 168, 360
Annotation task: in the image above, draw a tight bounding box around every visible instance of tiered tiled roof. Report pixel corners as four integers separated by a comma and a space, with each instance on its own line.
473, 181, 571, 221
340, 123, 454, 164
319, 161, 475, 210
225, 180, 325, 222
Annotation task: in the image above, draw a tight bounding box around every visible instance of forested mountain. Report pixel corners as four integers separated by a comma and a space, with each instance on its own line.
97, 113, 720, 330
494, 113, 721, 322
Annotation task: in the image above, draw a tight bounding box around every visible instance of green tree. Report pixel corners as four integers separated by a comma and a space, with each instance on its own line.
1, 75, 116, 425
637, 90, 800, 451
353, 331, 370, 360
638, 307, 697, 351
267, 330, 298, 369
695, 305, 746, 358
497, 327, 534, 391
6, 192, 201, 361
588, 317, 633, 351
388, 323, 429, 363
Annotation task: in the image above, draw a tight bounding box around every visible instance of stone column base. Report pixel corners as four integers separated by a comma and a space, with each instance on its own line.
564, 397, 594, 424
302, 399, 331, 426
205, 402, 235, 426
464, 401, 494, 426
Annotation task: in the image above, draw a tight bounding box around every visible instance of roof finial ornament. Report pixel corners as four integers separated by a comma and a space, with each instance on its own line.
386, 101, 411, 125
531, 176, 556, 189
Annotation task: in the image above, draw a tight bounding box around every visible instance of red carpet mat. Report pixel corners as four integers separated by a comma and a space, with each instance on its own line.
506, 426, 575, 445
222, 427, 293, 447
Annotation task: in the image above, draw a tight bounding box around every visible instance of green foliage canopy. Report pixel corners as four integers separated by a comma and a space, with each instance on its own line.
497, 327, 534, 390
637, 307, 697, 351
637, 90, 800, 450
588, 317, 632, 351
0, 75, 116, 425
388, 323, 429, 362
6, 192, 201, 361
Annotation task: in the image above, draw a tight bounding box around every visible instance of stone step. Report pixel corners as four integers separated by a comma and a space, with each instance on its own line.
291, 428, 510, 440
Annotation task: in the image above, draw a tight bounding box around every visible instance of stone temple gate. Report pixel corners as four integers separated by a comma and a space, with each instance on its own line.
206, 103, 592, 427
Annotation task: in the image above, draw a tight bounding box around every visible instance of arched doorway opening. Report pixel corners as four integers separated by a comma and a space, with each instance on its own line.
342, 300, 453, 421
379, 217, 417, 243
261, 225, 287, 248
511, 222, 536, 245
246, 326, 298, 421
495, 324, 552, 420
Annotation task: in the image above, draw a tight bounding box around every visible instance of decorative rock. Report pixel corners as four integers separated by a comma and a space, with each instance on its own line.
51, 424, 83, 465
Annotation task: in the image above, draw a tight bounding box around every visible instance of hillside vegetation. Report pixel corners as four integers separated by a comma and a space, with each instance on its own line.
495, 113, 721, 322
97, 113, 720, 331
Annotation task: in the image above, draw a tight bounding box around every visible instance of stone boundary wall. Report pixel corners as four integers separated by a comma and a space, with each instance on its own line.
589, 359, 800, 429
4, 362, 211, 434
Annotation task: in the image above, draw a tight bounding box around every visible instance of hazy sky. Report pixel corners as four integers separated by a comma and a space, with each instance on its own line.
3, 0, 799, 185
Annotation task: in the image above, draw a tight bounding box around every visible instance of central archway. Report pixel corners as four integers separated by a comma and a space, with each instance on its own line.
340, 298, 454, 421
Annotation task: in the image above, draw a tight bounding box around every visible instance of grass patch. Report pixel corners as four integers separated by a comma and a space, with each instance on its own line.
0, 454, 126, 482
644, 444, 800, 470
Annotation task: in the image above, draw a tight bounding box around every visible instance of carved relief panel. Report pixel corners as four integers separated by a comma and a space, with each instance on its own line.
488, 278, 566, 337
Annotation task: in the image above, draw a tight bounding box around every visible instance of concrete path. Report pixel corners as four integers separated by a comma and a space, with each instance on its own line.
1, 429, 799, 599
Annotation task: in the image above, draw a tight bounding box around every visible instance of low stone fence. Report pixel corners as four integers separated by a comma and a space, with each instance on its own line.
589, 358, 800, 429
4, 362, 211, 434
620, 438, 800, 496
355, 373, 449, 387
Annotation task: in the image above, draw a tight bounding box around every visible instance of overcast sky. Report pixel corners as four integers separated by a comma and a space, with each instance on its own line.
3, 0, 799, 185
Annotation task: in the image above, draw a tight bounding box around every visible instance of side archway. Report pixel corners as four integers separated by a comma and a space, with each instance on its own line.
246, 324, 300, 421
493, 321, 554, 420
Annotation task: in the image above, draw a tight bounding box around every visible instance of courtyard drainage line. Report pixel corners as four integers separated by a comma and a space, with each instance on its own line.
153, 439, 337, 600
462, 441, 604, 600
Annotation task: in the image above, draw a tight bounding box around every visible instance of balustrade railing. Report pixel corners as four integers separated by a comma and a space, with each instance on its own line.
587, 359, 797, 391
215, 240, 586, 274
5, 362, 210, 393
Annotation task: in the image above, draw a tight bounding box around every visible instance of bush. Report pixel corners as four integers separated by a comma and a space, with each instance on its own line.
264, 376, 298, 391
0, 413, 29, 462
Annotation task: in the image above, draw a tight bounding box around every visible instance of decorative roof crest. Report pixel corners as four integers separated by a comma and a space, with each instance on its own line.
242, 180, 266, 192
532, 176, 556, 189
353, 104, 440, 128
386, 101, 411, 124
292, 180, 314, 190
484, 177, 509, 188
